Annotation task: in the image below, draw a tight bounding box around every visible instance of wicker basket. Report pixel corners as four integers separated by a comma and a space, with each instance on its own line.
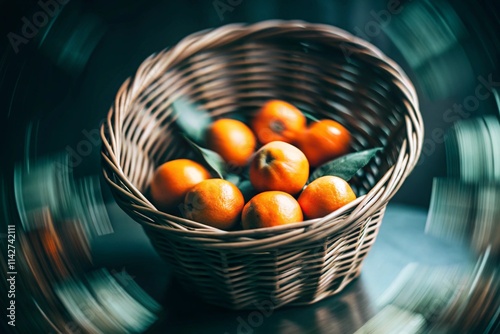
101, 20, 423, 310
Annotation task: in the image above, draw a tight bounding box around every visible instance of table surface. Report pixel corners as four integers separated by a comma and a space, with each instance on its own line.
94, 203, 471, 334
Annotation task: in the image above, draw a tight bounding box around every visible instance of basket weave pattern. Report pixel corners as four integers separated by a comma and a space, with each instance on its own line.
101, 21, 423, 309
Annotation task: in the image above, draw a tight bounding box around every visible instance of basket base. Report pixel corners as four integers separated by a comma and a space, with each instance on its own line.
169, 255, 365, 311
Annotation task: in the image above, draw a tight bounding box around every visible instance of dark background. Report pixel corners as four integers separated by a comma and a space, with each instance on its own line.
0, 1, 499, 333
1, 0, 499, 208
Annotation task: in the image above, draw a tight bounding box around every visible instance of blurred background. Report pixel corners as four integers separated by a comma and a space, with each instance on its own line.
1, 0, 499, 206
0, 0, 499, 333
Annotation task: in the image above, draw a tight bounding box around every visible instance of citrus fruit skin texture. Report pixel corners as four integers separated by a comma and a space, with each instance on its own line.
249, 141, 309, 195
150, 159, 211, 210
184, 179, 245, 230
251, 100, 307, 145
206, 118, 257, 167
297, 119, 352, 167
298, 176, 356, 220
242, 191, 303, 229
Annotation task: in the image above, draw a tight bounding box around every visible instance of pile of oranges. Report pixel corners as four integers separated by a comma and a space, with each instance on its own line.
150, 100, 356, 230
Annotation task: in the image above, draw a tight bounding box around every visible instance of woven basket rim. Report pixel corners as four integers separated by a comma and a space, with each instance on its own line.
101, 20, 424, 245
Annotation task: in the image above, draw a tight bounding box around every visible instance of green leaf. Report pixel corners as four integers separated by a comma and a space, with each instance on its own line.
229, 164, 250, 180
225, 173, 242, 186
303, 112, 320, 122
308, 147, 383, 184
237, 180, 257, 202
295, 103, 320, 123
172, 98, 212, 144
183, 136, 226, 179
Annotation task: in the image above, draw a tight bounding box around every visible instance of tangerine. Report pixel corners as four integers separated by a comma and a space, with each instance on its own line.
206, 118, 257, 167
242, 191, 303, 229
251, 100, 306, 144
184, 179, 244, 230
297, 119, 351, 167
150, 159, 211, 210
298, 175, 356, 219
249, 141, 309, 195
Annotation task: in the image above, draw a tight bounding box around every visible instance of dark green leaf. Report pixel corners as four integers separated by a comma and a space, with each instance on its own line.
308, 147, 383, 184
239, 165, 251, 180
295, 103, 320, 123
183, 136, 226, 179
237, 180, 257, 202
303, 112, 320, 122
226, 173, 242, 186
172, 98, 212, 144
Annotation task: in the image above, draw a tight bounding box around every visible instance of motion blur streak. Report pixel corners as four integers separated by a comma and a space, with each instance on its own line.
1, 0, 499, 333
38, 4, 105, 76
358, 60, 500, 334
54, 269, 161, 333
427, 111, 500, 256
357, 249, 499, 333
384, 0, 499, 100
14, 153, 113, 238
0, 143, 161, 333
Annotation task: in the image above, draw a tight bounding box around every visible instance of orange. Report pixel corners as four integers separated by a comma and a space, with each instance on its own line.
242, 191, 303, 229
251, 100, 306, 144
150, 159, 211, 210
183, 179, 244, 230
249, 141, 309, 195
298, 176, 356, 219
206, 118, 256, 167
297, 119, 352, 167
